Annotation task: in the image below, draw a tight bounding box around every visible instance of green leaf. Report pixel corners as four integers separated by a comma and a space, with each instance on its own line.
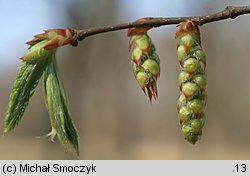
43, 56, 79, 155
4, 59, 49, 133
4, 40, 55, 134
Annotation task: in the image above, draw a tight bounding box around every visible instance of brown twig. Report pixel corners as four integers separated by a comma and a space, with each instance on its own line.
74, 6, 250, 44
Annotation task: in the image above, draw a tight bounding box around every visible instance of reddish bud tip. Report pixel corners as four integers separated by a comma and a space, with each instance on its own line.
26, 38, 39, 45
175, 20, 200, 40
34, 33, 49, 39
43, 38, 60, 50
53, 29, 67, 36
26, 28, 76, 49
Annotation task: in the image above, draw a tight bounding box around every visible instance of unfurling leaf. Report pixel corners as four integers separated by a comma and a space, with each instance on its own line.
4, 28, 79, 155
4, 40, 54, 134
128, 18, 160, 102
176, 20, 207, 144
43, 56, 79, 155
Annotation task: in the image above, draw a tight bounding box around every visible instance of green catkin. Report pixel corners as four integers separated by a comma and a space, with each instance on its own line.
128, 32, 160, 101
176, 20, 207, 144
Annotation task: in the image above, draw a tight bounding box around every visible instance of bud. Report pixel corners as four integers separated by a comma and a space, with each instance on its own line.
150, 51, 160, 64
194, 47, 206, 68
131, 46, 143, 65
192, 74, 207, 92
187, 99, 204, 114
199, 113, 206, 126
136, 72, 149, 89
181, 124, 191, 136
178, 106, 192, 122
177, 45, 188, 65
185, 131, 199, 144
177, 93, 187, 110
183, 58, 200, 74
142, 59, 160, 76
178, 33, 196, 48
178, 71, 190, 89
135, 34, 152, 52
182, 82, 199, 99
191, 119, 204, 133
26, 28, 76, 50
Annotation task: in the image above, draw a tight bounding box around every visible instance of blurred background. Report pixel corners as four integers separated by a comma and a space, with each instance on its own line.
1, 0, 250, 159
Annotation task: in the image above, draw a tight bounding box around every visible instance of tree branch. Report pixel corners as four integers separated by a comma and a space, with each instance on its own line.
74, 6, 250, 43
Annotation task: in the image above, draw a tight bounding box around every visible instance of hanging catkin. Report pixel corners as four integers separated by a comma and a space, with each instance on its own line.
176, 20, 207, 144
128, 18, 160, 101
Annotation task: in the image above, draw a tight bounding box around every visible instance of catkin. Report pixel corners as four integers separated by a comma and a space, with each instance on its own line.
176, 20, 207, 144
128, 32, 160, 101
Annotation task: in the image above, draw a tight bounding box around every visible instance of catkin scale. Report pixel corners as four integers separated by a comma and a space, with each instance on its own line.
176, 20, 207, 144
